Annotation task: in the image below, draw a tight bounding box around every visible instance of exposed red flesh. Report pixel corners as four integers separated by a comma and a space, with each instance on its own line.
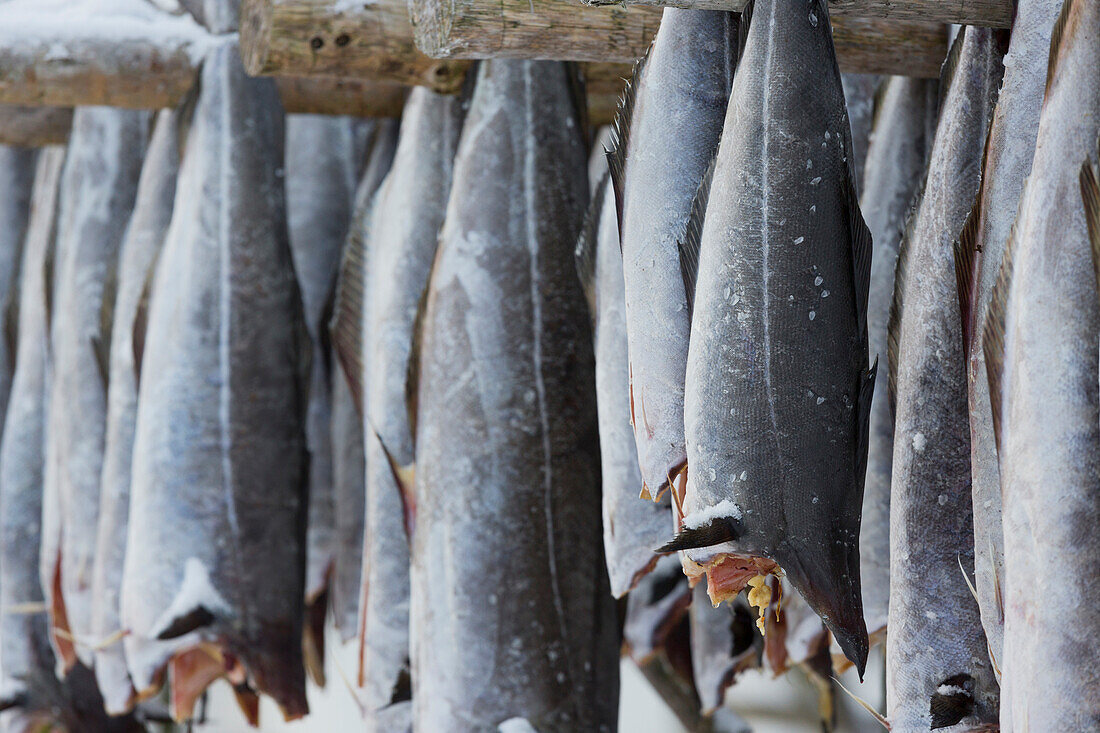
169, 646, 226, 722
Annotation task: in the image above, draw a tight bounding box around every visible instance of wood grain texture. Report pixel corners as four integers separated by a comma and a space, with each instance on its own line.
0, 105, 73, 146
277, 76, 409, 116
240, 0, 470, 93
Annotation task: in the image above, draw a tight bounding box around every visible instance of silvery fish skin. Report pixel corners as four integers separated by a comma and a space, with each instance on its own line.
0, 146, 66, 708
614, 9, 738, 499
0, 146, 36, 427
41, 107, 148, 670
858, 76, 937, 644
285, 113, 361, 677
90, 109, 181, 715
412, 60, 617, 731
957, 0, 1062, 673
580, 176, 671, 597
120, 42, 311, 719
675, 0, 874, 676
992, 1, 1100, 727
887, 27, 1003, 732
841, 73, 879, 195
359, 88, 463, 725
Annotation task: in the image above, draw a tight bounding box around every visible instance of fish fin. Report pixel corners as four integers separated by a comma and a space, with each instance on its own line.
388, 662, 412, 705
855, 357, 877, 490
845, 163, 873, 339
953, 192, 982, 362
328, 197, 371, 417
937, 26, 967, 119
574, 171, 609, 322
605, 41, 650, 250
1046, 0, 1074, 99
368, 423, 417, 540
92, 260, 118, 389
303, 579, 328, 688
1079, 136, 1100, 295
655, 517, 740, 554
131, 255, 159, 385
2, 280, 17, 374
887, 189, 922, 413
929, 673, 974, 729
404, 273, 432, 461
982, 217, 1017, 455
737, 1, 754, 72
678, 153, 717, 319
232, 683, 261, 727
155, 606, 216, 641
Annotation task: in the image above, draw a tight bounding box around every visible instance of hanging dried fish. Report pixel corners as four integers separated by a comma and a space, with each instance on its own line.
841, 74, 879, 195
0, 146, 36, 428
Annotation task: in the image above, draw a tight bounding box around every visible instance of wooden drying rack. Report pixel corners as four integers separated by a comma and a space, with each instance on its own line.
0, 0, 1013, 145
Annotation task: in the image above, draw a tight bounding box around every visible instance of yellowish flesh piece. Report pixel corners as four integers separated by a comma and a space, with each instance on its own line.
747, 574, 772, 634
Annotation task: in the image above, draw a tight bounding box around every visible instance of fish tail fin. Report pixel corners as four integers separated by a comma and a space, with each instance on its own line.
1079, 134, 1100, 295
981, 218, 1019, 455
929, 673, 976, 729
303, 574, 330, 688
655, 516, 740, 554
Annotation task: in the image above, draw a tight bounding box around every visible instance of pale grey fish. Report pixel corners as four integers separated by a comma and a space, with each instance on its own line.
88, 109, 180, 715
120, 41, 311, 720
40, 107, 148, 671
328, 120, 399, 644
667, 0, 875, 677
0, 146, 66, 710
841, 73, 879, 195
285, 113, 362, 684
886, 27, 1003, 732
0, 146, 36, 429
179, 0, 236, 33
607, 8, 739, 501
622, 554, 691, 664
588, 125, 613, 192
953, 0, 1062, 675
357, 88, 464, 727
987, 0, 1100, 727
411, 60, 617, 731
858, 76, 937, 647
690, 583, 760, 716
575, 173, 671, 597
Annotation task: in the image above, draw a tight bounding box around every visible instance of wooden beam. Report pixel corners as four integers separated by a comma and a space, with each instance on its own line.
276, 76, 408, 117
833, 17, 945, 79
578, 0, 1014, 29
240, 0, 470, 93
0, 105, 73, 147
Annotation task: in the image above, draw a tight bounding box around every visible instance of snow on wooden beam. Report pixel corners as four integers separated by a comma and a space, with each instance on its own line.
239, 0, 471, 94
0, 105, 73, 146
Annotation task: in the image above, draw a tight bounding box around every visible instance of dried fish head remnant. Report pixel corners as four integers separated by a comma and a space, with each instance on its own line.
120, 40, 310, 720
412, 59, 617, 731
673, 0, 875, 677
609, 8, 740, 501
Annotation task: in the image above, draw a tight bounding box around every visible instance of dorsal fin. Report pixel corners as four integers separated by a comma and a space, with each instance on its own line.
1081, 135, 1100, 296
953, 178, 985, 362
574, 172, 609, 322
982, 219, 1019, 455
887, 189, 924, 411
1046, 0, 1075, 99
855, 357, 878, 492
604, 42, 651, 250
678, 152, 717, 319
938, 26, 967, 120
846, 160, 874, 340
329, 198, 372, 416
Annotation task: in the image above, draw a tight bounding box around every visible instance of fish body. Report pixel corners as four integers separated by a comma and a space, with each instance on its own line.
41, 107, 148, 669
887, 27, 1003, 732
957, 0, 1063, 672
120, 41, 311, 719
90, 109, 181, 714
411, 60, 617, 731
841, 73, 879, 195
0, 147, 66, 707
990, 0, 1100, 727
858, 76, 938, 644
612, 8, 739, 499
0, 146, 36, 427
330, 363, 365, 641
676, 0, 874, 675
690, 583, 759, 715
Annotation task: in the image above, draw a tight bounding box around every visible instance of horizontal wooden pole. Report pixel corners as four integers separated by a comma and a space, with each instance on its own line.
0, 105, 73, 147
240, 0, 471, 93
578, 0, 1013, 28
276, 76, 409, 116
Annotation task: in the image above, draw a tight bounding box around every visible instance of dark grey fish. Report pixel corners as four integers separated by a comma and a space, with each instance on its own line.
285, 113, 362, 683
41, 107, 148, 671
90, 109, 181, 715
887, 27, 1003, 732
411, 60, 617, 731
669, 0, 875, 677
623, 554, 691, 665
841, 74, 879, 195
0, 146, 66, 711
608, 8, 739, 502
690, 583, 760, 716
858, 76, 938, 647
119, 41, 311, 721
0, 146, 36, 429
953, 0, 1062, 675
355, 87, 463, 727
987, 0, 1100, 727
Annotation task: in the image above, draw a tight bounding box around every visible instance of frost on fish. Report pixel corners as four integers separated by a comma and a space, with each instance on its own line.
0, 147, 66, 711
89, 108, 180, 715
674, 0, 874, 677
357, 88, 464, 725
857, 76, 937, 649
0, 146, 36, 429
41, 106, 148, 671
841, 73, 879, 196
411, 60, 617, 731
285, 113, 362, 683
610, 9, 739, 500
119, 41, 310, 720
575, 165, 670, 598
953, 0, 1061, 675
986, 0, 1100, 728
887, 27, 1003, 732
